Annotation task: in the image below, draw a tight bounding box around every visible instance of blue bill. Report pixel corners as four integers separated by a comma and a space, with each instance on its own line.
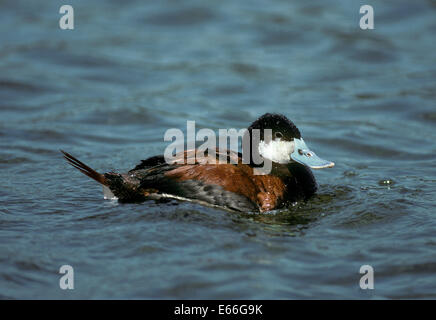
290, 138, 335, 169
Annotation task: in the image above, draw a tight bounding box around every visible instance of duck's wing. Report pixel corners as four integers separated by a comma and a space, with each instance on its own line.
130, 149, 289, 212
132, 162, 260, 212
124, 149, 255, 211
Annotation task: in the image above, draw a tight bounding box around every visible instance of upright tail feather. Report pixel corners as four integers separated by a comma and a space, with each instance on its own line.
60, 150, 108, 186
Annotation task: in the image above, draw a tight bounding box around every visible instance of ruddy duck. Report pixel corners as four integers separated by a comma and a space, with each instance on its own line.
61, 113, 334, 212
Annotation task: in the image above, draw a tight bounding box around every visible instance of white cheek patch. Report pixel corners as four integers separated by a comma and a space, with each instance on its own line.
258, 139, 294, 164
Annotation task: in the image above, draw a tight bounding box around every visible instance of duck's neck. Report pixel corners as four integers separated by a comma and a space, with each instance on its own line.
285, 163, 318, 199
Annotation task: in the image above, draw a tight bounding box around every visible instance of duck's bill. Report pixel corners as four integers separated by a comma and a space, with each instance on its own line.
290, 138, 335, 169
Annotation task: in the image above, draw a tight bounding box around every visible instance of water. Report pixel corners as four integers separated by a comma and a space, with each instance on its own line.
1, 0, 435, 299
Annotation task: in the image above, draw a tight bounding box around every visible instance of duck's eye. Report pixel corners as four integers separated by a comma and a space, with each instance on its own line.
274, 132, 283, 139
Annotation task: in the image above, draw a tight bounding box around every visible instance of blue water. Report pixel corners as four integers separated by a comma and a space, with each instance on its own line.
1, 0, 436, 299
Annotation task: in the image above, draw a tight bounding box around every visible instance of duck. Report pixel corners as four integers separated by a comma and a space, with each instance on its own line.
61, 113, 334, 212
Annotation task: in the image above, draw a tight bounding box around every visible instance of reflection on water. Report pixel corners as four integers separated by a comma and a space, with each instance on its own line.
1, 0, 436, 299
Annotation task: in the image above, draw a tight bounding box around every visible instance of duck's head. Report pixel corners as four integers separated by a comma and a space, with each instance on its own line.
245, 113, 334, 169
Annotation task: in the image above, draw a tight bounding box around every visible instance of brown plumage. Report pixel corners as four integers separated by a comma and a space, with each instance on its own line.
61, 148, 300, 212
61, 113, 328, 212
162, 150, 288, 211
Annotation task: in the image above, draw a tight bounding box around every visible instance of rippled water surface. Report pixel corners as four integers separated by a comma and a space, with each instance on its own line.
1, 0, 436, 299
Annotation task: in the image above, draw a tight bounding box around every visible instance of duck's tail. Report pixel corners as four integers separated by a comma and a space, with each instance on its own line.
60, 150, 108, 186
61, 150, 147, 202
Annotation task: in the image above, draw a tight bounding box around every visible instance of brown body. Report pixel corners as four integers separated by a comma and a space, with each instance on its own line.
61, 148, 316, 212
163, 161, 287, 212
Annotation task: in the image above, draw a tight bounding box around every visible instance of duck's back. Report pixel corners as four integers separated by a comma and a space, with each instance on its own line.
120, 149, 316, 212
